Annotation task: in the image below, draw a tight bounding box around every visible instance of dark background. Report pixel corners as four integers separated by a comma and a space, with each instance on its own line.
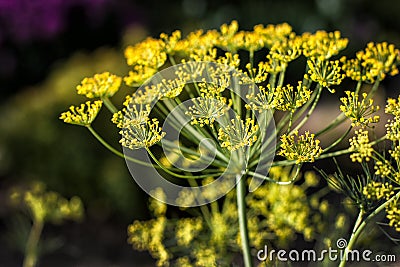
0, 0, 399, 266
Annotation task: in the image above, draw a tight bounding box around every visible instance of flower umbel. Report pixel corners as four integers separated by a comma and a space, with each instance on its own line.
278, 131, 323, 164
59, 100, 102, 126
349, 130, 373, 163
306, 58, 344, 92
340, 91, 380, 127
218, 116, 259, 151
76, 72, 122, 98
120, 118, 165, 149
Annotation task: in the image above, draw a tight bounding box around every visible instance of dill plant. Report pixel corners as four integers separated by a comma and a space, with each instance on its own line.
60, 21, 400, 266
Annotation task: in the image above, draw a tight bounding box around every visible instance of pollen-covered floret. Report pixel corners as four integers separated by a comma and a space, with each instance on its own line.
386, 199, 400, 232
59, 100, 102, 126
272, 81, 312, 111
340, 91, 380, 127
218, 116, 259, 151
349, 130, 373, 163
77, 72, 121, 98
278, 131, 323, 164
306, 58, 345, 92
363, 181, 394, 200
119, 118, 165, 149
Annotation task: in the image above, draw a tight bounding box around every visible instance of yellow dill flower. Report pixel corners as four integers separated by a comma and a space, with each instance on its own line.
59, 100, 102, 126
160, 30, 181, 55
340, 56, 380, 83
124, 65, 158, 86
217, 52, 241, 69
124, 37, 166, 68
386, 199, 400, 232
340, 91, 380, 127
363, 181, 394, 200
342, 42, 399, 83
119, 118, 165, 149
112, 103, 151, 128
192, 245, 218, 267
306, 58, 345, 92
127, 217, 170, 266
247, 172, 315, 245
175, 217, 203, 246
269, 35, 303, 65
159, 77, 186, 99
278, 131, 323, 163
186, 97, 231, 127
218, 116, 259, 151
349, 130, 373, 162
253, 23, 293, 48
243, 61, 270, 84
389, 145, 400, 162
374, 160, 392, 178
245, 84, 275, 111
218, 20, 240, 52
149, 188, 167, 217
175, 257, 192, 267
302, 30, 348, 60
76, 72, 121, 98
385, 96, 400, 117
359, 42, 399, 80
237, 30, 265, 52
176, 29, 219, 58
12, 182, 84, 223
129, 84, 162, 104
272, 81, 312, 111
385, 117, 400, 142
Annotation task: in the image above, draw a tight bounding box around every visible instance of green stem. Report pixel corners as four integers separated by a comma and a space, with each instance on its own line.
339, 190, 400, 267
87, 125, 159, 168
290, 84, 322, 135
236, 174, 253, 267
101, 97, 118, 113
23, 219, 44, 267
323, 126, 352, 153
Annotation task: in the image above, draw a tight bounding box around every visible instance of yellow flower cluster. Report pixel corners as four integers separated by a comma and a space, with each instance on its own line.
112, 103, 151, 128
386, 199, 400, 232
385, 97, 400, 142
76, 72, 121, 98
127, 167, 323, 266
247, 166, 318, 246
341, 42, 399, 83
349, 130, 373, 162
59, 100, 102, 126
10, 182, 84, 224
119, 118, 165, 150
386, 96, 400, 117
302, 30, 348, 60
374, 160, 392, 177
245, 84, 274, 111
272, 81, 312, 111
306, 58, 345, 92
340, 91, 380, 127
218, 117, 259, 151
175, 217, 203, 246
186, 97, 231, 127
278, 131, 323, 164
363, 182, 394, 201
127, 217, 170, 266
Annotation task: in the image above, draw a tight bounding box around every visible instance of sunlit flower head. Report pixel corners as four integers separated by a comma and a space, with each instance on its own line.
340, 91, 380, 127
76, 72, 121, 98
278, 131, 323, 164
59, 100, 102, 126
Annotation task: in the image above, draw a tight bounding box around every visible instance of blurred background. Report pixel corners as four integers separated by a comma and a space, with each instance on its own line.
0, 0, 399, 266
